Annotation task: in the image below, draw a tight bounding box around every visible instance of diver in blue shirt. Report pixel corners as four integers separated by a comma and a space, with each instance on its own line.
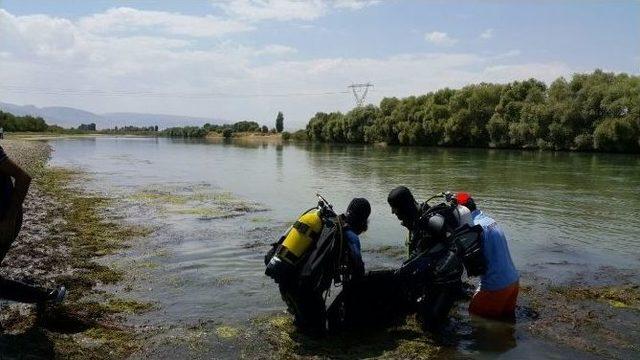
341, 198, 369, 279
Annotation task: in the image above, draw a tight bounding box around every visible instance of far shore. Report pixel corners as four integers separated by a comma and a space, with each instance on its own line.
3, 131, 289, 143
206, 131, 284, 143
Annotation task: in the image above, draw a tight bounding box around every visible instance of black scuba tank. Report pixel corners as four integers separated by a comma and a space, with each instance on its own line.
451, 224, 486, 276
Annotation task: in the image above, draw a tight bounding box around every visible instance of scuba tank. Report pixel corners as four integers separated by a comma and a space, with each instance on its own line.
281, 210, 323, 262
451, 224, 485, 276
452, 204, 473, 228
265, 194, 337, 284
418, 191, 486, 277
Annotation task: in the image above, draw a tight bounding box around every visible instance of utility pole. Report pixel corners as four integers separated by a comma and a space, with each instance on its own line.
348, 83, 373, 107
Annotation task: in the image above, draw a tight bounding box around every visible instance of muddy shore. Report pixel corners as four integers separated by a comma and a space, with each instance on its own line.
1, 137, 638, 359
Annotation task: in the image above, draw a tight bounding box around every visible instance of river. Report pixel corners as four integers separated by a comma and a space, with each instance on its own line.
47, 136, 640, 358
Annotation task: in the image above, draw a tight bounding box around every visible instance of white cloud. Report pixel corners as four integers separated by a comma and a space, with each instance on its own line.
216, 0, 379, 22
495, 49, 521, 59
480, 28, 494, 39
0, 8, 575, 129
481, 62, 572, 84
217, 0, 327, 21
253, 44, 298, 56
332, 0, 380, 10
78, 7, 253, 37
424, 31, 458, 46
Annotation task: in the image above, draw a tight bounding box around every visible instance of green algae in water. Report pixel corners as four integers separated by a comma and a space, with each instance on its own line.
24, 156, 154, 359
609, 300, 629, 308
187, 329, 208, 351
173, 207, 237, 219
248, 313, 442, 359
136, 260, 160, 270
106, 299, 156, 314
130, 191, 188, 205
550, 284, 640, 310
213, 276, 238, 287
215, 325, 240, 339
129, 186, 266, 220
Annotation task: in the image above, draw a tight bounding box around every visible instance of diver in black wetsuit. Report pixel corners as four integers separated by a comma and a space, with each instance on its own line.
387, 186, 464, 333
267, 197, 371, 337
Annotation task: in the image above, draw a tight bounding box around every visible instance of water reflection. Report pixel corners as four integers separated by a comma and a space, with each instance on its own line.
467, 317, 517, 353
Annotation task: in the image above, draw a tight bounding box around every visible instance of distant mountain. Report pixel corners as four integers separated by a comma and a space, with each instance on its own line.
0, 102, 225, 129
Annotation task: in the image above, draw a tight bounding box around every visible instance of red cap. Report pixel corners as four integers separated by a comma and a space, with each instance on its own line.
456, 192, 471, 205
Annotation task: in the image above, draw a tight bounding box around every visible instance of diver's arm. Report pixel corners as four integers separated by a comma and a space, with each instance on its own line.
0, 158, 32, 209
345, 231, 365, 278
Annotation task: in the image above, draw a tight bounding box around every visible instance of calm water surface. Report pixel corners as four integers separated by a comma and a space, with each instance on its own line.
48, 137, 640, 358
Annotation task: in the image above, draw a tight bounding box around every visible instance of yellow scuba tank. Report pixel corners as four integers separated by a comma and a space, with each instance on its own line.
265, 209, 324, 282
281, 210, 323, 260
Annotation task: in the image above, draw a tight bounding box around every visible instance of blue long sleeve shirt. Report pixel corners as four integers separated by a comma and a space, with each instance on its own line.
344, 228, 364, 277
471, 210, 519, 291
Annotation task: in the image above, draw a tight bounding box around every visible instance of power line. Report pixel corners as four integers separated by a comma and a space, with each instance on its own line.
0, 85, 351, 99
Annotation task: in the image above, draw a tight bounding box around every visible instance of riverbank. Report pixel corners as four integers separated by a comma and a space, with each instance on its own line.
0, 139, 152, 358
206, 131, 284, 143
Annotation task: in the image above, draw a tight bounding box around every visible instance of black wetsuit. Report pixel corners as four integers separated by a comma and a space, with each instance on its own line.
278, 281, 326, 335
279, 220, 370, 335
402, 203, 464, 332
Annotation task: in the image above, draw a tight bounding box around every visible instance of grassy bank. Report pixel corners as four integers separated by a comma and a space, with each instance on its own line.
0, 139, 153, 358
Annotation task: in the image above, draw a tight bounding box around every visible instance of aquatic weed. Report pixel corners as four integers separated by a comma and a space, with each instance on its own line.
1, 140, 154, 359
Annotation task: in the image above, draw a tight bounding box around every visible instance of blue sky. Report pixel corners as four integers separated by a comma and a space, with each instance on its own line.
1, 1, 638, 128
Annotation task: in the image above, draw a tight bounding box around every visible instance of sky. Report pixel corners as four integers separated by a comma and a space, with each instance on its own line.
1, 0, 638, 129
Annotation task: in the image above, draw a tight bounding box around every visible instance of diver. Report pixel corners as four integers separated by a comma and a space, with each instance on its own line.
265, 196, 371, 336
0, 144, 67, 308
457, 194, 519, 321
387, 186, 468, 333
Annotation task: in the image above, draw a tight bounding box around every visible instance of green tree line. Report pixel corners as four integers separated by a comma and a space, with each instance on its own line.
0, 111, 48, 132
305, 70, 640, 152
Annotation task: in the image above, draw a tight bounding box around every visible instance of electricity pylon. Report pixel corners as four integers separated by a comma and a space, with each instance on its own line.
348, 83, 373, 107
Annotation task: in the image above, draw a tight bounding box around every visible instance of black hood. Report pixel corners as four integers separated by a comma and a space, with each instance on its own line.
387, 186, 419, 228
345, 198, 371, 233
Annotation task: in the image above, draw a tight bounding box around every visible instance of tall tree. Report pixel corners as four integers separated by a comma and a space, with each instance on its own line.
275, 111, 284, 133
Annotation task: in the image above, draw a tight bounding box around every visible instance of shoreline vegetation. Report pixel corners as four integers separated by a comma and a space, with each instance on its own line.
2, 70, 637, 153
0, 139, 152, 358
0, 112, 304, 142
304, 70, 639, 153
